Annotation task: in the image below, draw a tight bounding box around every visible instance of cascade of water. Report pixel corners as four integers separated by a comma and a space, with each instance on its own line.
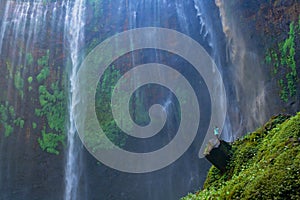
193, 0, 219, 65
0, 1, 66, 198
0, 1, 11, 55
0, 0, 282, 199
175, 0, 189, 34
193, 0, 233, 141
63, 0, 85, 199
214, 0, 273, 136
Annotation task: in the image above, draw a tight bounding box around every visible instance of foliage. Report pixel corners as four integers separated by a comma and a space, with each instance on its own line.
38, 128, 65, 155
4, 124, 13, 137
265, 19, 299, 102
182, 113, 300, 199
28, 76, 33, 91
34, 80, 66, 154
6, 61, 13, 78
27, 76, 33, 84
26, 53, 34, 65
94, 66, 127, 150
35, 82, 66, 132
37, 49, 50, 67
14, 117, 25, 129
14, 69, 24, 99
29, 50, 67, 155
0, 101, 24, 137
32, 122, 37, 129
36, 50, 50, 83
0, 102, 13, 137
36, 67, 50, 83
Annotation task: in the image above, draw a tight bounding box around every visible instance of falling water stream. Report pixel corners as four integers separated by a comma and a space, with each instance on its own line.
64, 0, 85, 199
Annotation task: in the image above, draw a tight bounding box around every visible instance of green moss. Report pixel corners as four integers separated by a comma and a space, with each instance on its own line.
27, 76, 33, 84
37, 49, 49, 67
35, 81, 66, 154
26, 53, 34, 65
6, 61, 13, 78
94, 66, 127, 149
38, 129, 65, 155
14, 117, 25, 129
14, 69, 24, 99
183, 113, 300, 200
36, 82, 66, 132
36, 67, 50, 83
265, 18, 299, 102
32, 122, 37, 129
0, 101, 25, 137
4, 124, 13, 137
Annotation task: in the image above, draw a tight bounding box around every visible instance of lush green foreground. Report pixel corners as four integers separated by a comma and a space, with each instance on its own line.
183, 113, 300, 200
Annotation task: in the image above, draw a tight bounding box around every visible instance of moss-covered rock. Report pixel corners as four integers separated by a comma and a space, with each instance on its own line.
182, 113, 300, 200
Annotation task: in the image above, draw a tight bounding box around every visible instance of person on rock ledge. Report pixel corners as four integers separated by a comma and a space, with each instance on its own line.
214, 126, 220, 139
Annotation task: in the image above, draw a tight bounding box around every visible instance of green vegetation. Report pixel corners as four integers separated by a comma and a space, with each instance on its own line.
14, 68, 24, 99
2, 49, 66, 155
0, 101, 24, 137
23, 49, 67, 155
182, 113, 300, 199
36, 67, 50, 83
27, 76, 33, 84
28, 76, 33, 91
26, 53, 34, 65
37, 50, 50, 83
3, 124, 13, 137
32, 122, 37, 129
265, 19, 300, 102
6, 61, 13, 78
14, 117, 25, 129
38, 128, 65, 155
93, 66, 127, 151
37, 49, 50, 67
35, 82, 66, 154
35, 83, 66, 132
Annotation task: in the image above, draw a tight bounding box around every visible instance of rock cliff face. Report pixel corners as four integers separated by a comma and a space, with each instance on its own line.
214, 0, 299, 138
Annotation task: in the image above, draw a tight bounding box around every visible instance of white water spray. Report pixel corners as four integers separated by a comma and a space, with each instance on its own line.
64, 0, 85, 199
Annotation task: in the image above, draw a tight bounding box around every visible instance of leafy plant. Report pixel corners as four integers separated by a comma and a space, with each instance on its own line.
4, 124, 13, 137
36, 67, 50, 83
27, 76, 33, 84
36, 83, 66, 132
38, 129, 65, 155
0, 101, 24, 137
94, 66, 127, 149
35, 81, 66, 154
6, 61, 13, 78
37, 49, 49, 67
265, 20, 299, 102
26, 53, 34, 65
14, 117, 25, 129
14, 69, 24, 99
32, 122, 37, 129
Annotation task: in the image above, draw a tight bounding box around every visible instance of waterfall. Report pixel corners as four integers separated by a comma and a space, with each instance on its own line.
0, 0, 286, 199
0, 1, 66, 198
193, 0, 233, 141
63, 0, 86, 199
214, 0, 273, 136
0, 1, 11, 55
175, 0, 189, 34
0, 0, 86, 198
